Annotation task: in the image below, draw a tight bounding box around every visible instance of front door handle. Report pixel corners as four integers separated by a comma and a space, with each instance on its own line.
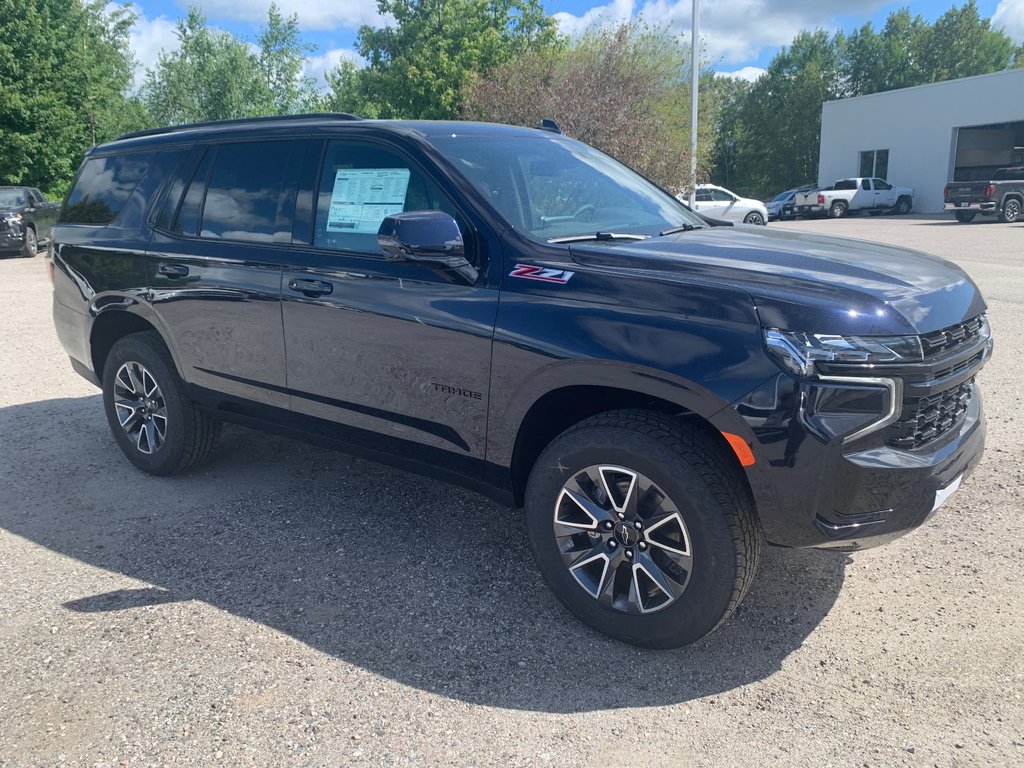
158, 263, 189, 278
288, 278, 333, 297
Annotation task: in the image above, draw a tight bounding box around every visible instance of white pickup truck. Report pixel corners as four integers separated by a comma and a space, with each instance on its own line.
793, 177, 914, 218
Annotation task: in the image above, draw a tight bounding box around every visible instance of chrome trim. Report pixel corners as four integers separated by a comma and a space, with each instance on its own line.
818, 375, 903, 444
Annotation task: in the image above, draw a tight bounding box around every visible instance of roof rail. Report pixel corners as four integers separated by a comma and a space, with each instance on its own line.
116, 113, 364, 142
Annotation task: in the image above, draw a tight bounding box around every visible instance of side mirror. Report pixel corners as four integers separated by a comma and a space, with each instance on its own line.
378, 211, 477, 282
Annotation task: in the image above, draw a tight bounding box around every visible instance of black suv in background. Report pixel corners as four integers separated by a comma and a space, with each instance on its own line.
1, 185, 60, 257
51, 115, 992, 648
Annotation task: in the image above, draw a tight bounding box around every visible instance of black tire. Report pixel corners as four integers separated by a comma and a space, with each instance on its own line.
523, 410, 760, 649
895, 197, 912, 215
955, 211, 977, 223
828, 200, 847, 218
101, 331, 219, 476
21, 226, 36, 258
1000, 198, 1021, 224
743, 211, 765, 226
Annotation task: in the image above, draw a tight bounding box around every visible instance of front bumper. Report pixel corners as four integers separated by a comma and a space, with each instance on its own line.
725, 363, 988, 552
0, 227, 25, 253
810, 390, 984, 549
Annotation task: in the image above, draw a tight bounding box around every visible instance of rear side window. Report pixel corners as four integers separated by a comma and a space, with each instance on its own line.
993, 168, 1022, 181
62, 153, 153, 224
834, 179, 857, 191
200, 141, 292, 242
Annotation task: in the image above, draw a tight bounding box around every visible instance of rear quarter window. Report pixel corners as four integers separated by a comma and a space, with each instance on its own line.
61, 153, 154, 225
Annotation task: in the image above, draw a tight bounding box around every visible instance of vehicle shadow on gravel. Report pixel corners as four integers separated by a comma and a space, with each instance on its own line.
1, 397, 848, 714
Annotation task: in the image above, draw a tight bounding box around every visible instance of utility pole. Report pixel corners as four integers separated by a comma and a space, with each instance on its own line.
688, 0, 699, 209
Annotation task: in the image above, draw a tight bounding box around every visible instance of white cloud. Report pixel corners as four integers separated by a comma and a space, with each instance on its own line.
188, 0, 386, 31
993, 0, 1024, 43
304, 48, 365, 89
127, 12, 179, 88
555, 0, 889, 65
717, 65, 765, 82
552, 0, 635, 37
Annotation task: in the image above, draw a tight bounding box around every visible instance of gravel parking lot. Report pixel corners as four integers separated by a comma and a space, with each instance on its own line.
1, 215, 1022, 767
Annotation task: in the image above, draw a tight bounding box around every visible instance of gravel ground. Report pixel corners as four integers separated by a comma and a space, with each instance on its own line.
1, 216, 1022, 767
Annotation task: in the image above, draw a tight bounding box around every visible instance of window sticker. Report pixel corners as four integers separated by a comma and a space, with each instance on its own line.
326, 168, 411, 234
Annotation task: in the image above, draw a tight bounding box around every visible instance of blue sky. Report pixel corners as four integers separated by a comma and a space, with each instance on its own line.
125, 0, 1024, 87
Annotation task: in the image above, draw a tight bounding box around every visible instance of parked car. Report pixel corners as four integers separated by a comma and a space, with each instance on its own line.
0, 185, 59, 257
944, 167, 1024, 223
793, 177, 914, 218
765, 186, 815, 221
685, 184, 768, 225
52, 115, 991, 649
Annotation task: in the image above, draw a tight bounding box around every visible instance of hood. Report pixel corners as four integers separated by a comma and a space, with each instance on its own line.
569, 226, 986, 335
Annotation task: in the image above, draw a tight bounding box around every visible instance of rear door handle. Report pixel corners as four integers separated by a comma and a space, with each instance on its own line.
158, 263, 189, 278
288, 278, 333, 297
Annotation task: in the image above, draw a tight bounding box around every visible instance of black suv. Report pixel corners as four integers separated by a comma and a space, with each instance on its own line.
51, 115, 992, 648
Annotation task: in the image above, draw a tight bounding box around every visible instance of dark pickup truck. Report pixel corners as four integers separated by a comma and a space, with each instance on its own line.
944, 167, 1024, 223
0, 185, 60, 257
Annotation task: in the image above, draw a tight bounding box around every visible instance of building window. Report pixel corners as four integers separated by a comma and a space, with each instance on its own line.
859, 149, 889, 180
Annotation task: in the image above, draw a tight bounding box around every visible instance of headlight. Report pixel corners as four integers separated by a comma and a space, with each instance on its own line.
765, 328, 923, 377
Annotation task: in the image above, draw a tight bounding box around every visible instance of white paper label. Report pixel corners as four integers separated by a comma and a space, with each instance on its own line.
931, 474, 963, 513
326, 168, 411, 234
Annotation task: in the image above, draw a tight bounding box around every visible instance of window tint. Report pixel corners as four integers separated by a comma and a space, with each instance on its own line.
993, 167, 1023, 181
874, 179, 892, 190
861, 179, 872, 190
171, 149, 213, 237
314, 140, 459, 255
695, 191, 712, 201
710, 189, 734, 202
834, 179, 857, 190
200, 141, 292, 242
62, 153, 153, 224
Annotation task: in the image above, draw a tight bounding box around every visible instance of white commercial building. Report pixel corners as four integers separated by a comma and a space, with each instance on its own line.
818, 68, 1024, 213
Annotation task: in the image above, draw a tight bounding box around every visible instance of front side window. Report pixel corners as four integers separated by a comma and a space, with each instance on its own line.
62, 153, 153, 225
313, 140, 459, 255
428, 133, 703, 240
710, 189, 735, 202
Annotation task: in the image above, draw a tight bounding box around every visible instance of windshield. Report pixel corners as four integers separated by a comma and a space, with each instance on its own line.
427, 132, 704, 240
771, 190, 794, 203
0, 189, 27, 208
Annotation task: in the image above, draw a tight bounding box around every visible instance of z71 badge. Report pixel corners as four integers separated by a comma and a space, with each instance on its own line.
509, 264, 575, 284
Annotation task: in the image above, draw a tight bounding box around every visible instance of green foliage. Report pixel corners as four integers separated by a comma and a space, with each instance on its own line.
325, 0, 563, 119
142, 3, 318, 125
462, 23, 716, 194
0, 0, 139, 191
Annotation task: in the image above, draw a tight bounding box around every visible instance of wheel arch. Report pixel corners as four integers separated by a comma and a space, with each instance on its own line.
507, 382, 756, 510
90, 305, 180, 382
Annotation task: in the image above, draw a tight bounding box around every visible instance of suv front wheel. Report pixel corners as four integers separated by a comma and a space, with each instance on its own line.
524, 410, 760, 648
102, 331, 219, 475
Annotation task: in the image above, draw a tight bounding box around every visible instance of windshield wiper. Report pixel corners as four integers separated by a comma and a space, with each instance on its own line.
547, 232, 651, 244
658, 222, 704, 236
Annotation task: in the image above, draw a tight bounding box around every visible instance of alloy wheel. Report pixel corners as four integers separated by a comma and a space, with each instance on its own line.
113, 361, 168, 454
553, 465, 693, 614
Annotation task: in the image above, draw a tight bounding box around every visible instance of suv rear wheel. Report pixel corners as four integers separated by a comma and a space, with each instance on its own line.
102, 331, 219, 475
524, 410, 760, 648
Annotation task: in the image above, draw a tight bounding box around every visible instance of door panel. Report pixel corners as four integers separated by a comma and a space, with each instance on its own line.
280, 137, 498, 461
282, 255, 496, 457
146, 140, 297, 408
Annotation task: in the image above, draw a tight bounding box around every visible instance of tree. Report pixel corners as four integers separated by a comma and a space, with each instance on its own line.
256, 3, 318, 115
705, 75, 752, 192
729, 30, 840, 199
326, 0, 562, 119
462, 23, 716, 194
0, 0, 140, 194
142, 3, 317, 125
915, 0, 1016, 83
